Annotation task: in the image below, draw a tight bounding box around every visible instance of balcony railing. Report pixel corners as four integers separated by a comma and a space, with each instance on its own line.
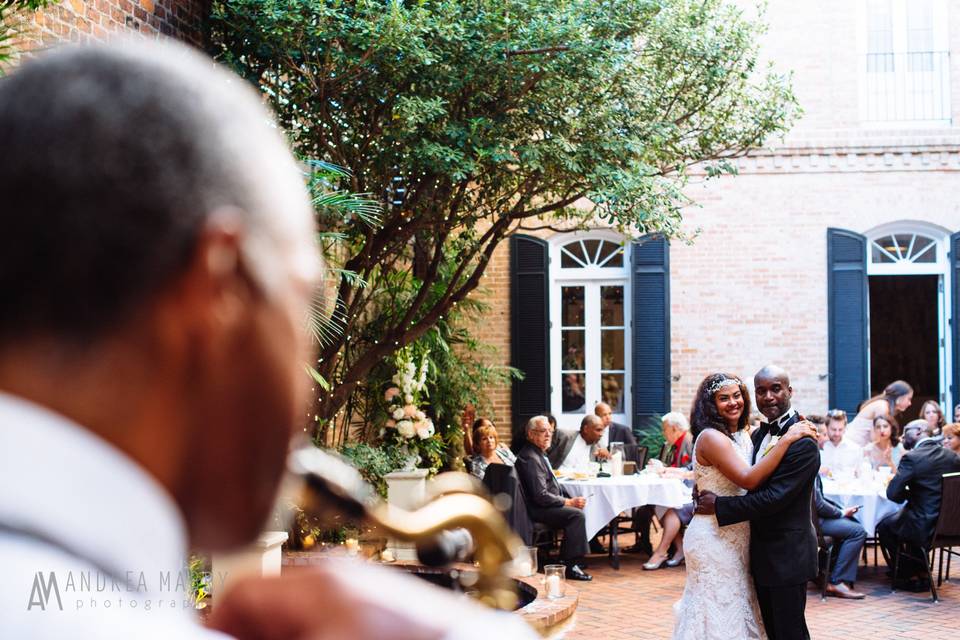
863, 51, 951, 123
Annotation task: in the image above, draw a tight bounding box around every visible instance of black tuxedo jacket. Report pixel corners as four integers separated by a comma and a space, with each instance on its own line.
813, 474, 843, 520
885, 438, 960, 543
714, 415, 820, 587
515, 443, 568, 509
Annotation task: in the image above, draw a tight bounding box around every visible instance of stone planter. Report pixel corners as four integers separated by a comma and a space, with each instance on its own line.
211, 530, 288, 604
383, 468, 429, 560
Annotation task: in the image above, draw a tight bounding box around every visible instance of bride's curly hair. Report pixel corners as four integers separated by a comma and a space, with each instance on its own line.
689, 372, 751, 442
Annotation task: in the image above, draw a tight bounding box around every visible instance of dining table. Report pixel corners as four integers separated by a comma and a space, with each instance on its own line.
559, 472, 692, 569
821, 476, 903, 538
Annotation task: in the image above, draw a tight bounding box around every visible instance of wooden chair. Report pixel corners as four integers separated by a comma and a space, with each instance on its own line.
812, 500, 835, 601
892, 472, 960, 602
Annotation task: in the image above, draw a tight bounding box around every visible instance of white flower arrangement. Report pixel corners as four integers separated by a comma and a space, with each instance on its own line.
382, 347, 441, 469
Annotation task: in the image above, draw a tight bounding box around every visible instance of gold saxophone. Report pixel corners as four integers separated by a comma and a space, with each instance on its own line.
288, 447, 522, 611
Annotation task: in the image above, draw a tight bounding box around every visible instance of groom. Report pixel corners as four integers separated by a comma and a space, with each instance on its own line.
695, 366, 820, 640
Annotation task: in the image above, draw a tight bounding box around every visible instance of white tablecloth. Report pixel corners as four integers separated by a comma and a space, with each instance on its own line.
559, 474, 692, 539
822, 479, 903, 537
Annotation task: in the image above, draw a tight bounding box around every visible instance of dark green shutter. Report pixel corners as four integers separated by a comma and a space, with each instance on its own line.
827, 228, 869, 415
631, 235, 670, 439
510, 235, 550, 437
952, 232, 960, 410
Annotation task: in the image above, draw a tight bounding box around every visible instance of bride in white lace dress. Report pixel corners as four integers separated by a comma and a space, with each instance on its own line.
672, 374, 815, 640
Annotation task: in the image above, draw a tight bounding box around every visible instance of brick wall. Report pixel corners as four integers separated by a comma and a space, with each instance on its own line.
9, 0, 207, 62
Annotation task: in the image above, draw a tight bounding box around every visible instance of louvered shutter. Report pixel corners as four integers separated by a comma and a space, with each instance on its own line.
951, 232, 960, 410
510, 235, 550, 437
828, 228, 869, 415
631, 235, 670, 440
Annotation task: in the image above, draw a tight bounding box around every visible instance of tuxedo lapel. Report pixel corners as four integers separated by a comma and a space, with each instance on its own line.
751, 425, 769, 465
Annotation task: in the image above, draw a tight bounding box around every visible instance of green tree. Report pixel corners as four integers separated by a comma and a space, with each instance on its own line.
209, 0, 798, 427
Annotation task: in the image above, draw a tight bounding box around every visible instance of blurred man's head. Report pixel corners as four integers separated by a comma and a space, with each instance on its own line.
0, 40, 322, 551
901, 419, 932, 450
661, 411, 690, 443
580, 414, 605, 445
826, 409, 848, 446
594, 402, 613, 427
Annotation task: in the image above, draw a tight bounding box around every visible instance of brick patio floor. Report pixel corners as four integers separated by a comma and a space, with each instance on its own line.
563, 536, 958, 640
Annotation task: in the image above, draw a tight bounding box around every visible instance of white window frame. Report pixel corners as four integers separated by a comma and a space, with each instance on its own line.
548, 230, 631, 432
856, 0, 951, 127
865, 220, 954, 411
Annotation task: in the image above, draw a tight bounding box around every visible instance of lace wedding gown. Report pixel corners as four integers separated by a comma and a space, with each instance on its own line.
671, 430, 766, 640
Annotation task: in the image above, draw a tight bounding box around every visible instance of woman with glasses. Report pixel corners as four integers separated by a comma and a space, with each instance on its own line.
846, 380, 914, 447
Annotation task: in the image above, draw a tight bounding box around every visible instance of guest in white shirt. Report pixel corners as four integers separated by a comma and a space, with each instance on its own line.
559, 415, 607, 471
820, 410, 862, 477
0, 40, 535, 640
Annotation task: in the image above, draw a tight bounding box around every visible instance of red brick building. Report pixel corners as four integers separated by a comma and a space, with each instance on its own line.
478, 1, 960, 444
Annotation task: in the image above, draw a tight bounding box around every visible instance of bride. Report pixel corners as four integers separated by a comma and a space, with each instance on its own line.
671, 373, 815, 640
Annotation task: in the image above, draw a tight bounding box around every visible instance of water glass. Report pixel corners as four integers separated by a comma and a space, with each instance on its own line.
543, 564, 566, 599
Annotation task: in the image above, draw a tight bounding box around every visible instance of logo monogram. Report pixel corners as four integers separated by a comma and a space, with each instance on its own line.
27, 572, 62, 611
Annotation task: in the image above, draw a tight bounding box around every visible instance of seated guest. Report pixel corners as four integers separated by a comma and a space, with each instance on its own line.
643, 412, 695, 570
814, 475, 867, 598
819, 409, 861, 477
559, 415, 607, 471
515, 416, 592, 581
544, 413, 575, 468
877, 421, 960, 590
862, 415, 902, 470
943, 423, 960, 456
808, 415, 829, 450
919, 399, 946, 436
466, 419, 515, 480
594, 401, 638, 462
955, 404, 960, 423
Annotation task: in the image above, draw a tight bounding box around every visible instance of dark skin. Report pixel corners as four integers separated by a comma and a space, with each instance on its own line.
696, 366, 806, 515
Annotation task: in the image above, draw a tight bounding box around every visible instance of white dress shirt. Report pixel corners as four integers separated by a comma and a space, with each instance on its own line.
0, 392, 538, 640
757, 409, 798, 460
820, 439, 862, 475
559, 434, 594, 471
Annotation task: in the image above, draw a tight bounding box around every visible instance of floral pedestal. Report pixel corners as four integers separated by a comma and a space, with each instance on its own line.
384, 469, 429, 561
210, 531, 288, 604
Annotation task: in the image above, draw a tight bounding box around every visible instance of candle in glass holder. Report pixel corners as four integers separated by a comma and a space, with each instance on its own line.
380, 549, 395, 563
345, 538, 359, 556
544, 564, 565, 599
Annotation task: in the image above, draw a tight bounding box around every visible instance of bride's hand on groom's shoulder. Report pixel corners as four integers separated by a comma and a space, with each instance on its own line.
784, 421, 818, 444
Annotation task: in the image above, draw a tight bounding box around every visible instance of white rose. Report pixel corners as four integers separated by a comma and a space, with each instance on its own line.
417, 420, 435, 440
405, 394, 414, 404
392, 408, 405, 421
415, 410, 426, 421
397, 420, 415, 438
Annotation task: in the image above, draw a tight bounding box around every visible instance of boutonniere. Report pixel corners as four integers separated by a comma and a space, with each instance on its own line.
762, 435, 781, 458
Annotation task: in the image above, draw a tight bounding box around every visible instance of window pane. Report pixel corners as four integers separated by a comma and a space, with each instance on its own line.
601, 373, 625, 414
871, 236, 897, 263
562, 373, 586, 413
561, 242, 586, 267
562, 330, 585, 369
601, 286, 624, 326
596, 240, 618, 265
561, 286, 585, 326
602, 248, 624, 268
911, 237, 936, 262
602, 329, 625, 370
582, 239, 601, 264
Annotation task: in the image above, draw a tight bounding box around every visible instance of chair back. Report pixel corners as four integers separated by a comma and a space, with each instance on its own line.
932, 472, 960, 541
656, 442, 667, 463
635, 445, 649, 469
482, 464, 533, 545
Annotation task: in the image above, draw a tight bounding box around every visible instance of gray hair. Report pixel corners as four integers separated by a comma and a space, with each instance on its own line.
661, 411, 690, 432
525, 415, 550, 435
903, 419, 932, 437
0, 38, 313, 344
580, 414, 602, 432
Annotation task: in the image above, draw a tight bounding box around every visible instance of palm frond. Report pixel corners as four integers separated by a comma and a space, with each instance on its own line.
313, 190, 382, 228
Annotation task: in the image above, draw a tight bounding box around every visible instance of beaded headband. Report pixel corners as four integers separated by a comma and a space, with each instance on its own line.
706, 376, 742, 395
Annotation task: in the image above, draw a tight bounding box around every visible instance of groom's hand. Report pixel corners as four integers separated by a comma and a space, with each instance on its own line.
694, 490, 718, 515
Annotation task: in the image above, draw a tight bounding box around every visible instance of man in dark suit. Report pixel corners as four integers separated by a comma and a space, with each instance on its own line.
515, 415, 592, 581
877, 421, 960, 590
814, 475, 867, 599
696, 366, 820, 640
595, 402, 638, 463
